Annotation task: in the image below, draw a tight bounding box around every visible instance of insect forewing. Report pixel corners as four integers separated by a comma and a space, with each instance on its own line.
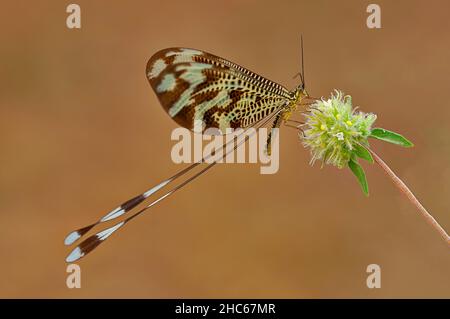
146, 48, 293, 133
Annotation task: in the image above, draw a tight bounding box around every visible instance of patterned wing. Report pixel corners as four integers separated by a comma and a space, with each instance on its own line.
146, 48, 294, 133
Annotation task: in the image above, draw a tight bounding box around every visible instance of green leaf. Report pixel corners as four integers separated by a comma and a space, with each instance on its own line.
353, 144, 374, 163
369, 128, 414, 147
348, 158, 369, 196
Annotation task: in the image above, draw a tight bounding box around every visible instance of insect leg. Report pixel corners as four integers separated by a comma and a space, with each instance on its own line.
265, 111, 284, 156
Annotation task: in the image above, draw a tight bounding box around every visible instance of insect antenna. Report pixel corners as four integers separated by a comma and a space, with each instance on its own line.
291, 36, 306, 89
65, 105, 286, 262
301, 35, 305, 89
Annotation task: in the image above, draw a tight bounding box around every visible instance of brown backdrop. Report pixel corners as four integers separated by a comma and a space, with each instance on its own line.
1, 0, 449, 298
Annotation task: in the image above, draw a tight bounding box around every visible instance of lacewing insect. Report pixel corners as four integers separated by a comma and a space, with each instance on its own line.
64, 41, 315, 262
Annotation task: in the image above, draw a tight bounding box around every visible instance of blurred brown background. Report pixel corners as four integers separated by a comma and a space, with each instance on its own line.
1, 0, 449, 298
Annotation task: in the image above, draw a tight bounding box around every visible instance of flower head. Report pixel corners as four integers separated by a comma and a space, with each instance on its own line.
302, 90, 377, 168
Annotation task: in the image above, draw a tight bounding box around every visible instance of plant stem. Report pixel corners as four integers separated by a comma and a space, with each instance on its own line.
368, 148, 449, 246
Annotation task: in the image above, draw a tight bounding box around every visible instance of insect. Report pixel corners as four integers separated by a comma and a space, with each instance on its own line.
64, 41, 314, 262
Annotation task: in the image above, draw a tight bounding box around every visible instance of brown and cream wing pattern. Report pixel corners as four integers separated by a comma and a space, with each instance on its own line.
146, 47, 294, 133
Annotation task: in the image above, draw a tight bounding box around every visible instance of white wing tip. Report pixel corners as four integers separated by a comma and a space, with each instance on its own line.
66, 247, 84, 263
64, 231, 81, 246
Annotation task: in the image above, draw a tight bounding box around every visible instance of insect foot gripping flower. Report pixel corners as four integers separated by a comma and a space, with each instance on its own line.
301, 90, 450, 246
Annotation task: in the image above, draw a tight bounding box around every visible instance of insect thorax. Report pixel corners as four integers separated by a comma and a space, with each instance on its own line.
281, 85, 308, 121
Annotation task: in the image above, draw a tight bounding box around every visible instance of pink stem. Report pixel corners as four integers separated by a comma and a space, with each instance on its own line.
369, 148, 450, 246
